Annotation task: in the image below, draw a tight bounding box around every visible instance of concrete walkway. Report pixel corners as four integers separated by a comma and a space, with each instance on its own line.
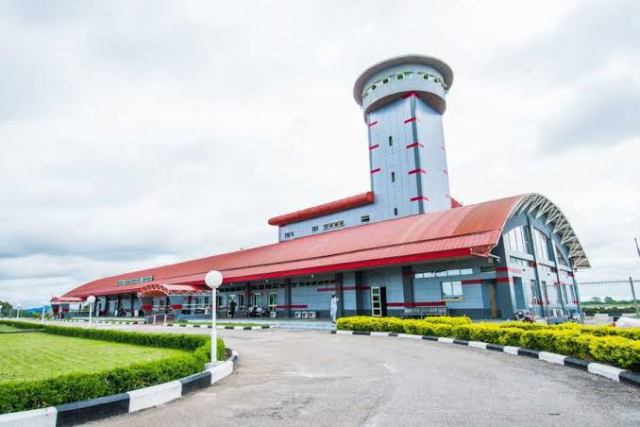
86, 327, 640, 427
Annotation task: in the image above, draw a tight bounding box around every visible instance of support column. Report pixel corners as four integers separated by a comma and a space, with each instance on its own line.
284, 278, 292, 318
402, 266, 414, 307
336, 273, 344, 318
354, 271, 363, 315
245, 282, 252, 311
130, 293, 135, 316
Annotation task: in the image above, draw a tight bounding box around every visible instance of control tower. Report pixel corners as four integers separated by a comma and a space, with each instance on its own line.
270, 54, 456, 241
353, 54, 454, 216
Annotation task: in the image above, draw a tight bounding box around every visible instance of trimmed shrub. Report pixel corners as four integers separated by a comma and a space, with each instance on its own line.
335, 316, 640, 371
0, 320, 225, 414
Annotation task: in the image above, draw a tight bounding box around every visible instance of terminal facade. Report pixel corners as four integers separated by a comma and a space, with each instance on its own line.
53, 55, 590, 321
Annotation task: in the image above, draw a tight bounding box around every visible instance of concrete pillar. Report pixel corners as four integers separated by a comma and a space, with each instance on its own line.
284, 278, 292, 318
402, 266, 414, 306
355, 271, 367, 315
336, 273, 344, 318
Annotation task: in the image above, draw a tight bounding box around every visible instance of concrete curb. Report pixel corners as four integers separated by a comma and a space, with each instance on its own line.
0, 351, 239, 426
331, 330, 640, 389
57, 319, 274, 329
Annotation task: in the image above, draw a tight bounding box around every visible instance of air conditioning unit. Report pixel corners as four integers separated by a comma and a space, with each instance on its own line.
301, 311, 309, 319
308, 311, 316, 319
270, 311, 277, 318
294, 311, 302, 318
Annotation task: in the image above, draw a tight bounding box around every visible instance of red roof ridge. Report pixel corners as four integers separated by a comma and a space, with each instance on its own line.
268, 191, 375, 226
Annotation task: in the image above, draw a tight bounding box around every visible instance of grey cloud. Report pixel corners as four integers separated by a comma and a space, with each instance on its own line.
539, 79, 640, 149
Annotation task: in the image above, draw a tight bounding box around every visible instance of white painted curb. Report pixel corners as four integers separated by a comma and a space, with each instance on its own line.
127, 380, 182, 413
371, 331, 390, 337
539, 351, 567, 365
0, 407, 57, 427
438, 337, 455, 344
335, 330, 352, 335
468, 341, 487, 350
503, 346, 520, 355
588, 363, 624, 382
398, 333, 422, 340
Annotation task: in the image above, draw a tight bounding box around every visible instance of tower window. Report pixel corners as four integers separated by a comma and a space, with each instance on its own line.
391, 171, 396, 182
394, 208, 398, 216
397, 74, 404, 80
284, 231, 294, 239
361, 215, 370, 223
382, 78, 389, 84
311, 226, 319, 233
388, 136, 393, 146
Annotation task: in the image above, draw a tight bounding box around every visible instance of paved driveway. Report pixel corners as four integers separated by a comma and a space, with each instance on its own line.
88, 328, 640, 427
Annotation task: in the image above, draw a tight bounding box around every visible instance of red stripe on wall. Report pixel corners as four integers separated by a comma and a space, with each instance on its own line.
402, 91, 418, 99
405, 142, 424, 149
368, 121, 378, 127
404, 117, 417, 124
387, 301, 446, 308
410, 196, 429, 202
408, 168, 426, 175
370, 168, 381, 174
496, 277, 510, 284
170, 304, 182, 310
369, 144, 379, 150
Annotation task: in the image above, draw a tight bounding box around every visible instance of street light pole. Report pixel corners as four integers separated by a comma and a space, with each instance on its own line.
16, 304, 21, 320
205, 270, 223, 364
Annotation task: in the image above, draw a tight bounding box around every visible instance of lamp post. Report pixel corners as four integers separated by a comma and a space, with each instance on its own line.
204, 270, 223, 364
16, 304, 21, 319
0, 304, 3, 318
41, 305, 46, 324
87, 296, 96, 325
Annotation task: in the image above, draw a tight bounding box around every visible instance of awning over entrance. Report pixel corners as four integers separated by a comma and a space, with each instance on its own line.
136, 283, 209, 298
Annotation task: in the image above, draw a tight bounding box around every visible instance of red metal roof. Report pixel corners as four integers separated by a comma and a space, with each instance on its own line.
51, 296, 84, 303
268, 191, 375, 226
63, 195, 524, 298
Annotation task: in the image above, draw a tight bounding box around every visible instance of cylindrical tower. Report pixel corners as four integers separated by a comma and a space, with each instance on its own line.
353, 54, 454, 216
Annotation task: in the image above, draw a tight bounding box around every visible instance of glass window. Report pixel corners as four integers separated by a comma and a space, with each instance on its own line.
459, 268, 473, 275
388, 136, 393, 146
393, 208, 398, 216
435, 270, 448, 277
253, 293, 262, 307
360, 215, 370, 223
391, 171, 395, 182
442, 281, 463, 300
312, 225, 319, 233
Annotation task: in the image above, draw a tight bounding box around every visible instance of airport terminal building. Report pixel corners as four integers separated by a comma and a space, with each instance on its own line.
52, 55, 590, 321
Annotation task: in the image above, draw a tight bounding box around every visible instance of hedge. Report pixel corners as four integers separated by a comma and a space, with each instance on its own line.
0, 320, 224, 414
336, 317, 640, 371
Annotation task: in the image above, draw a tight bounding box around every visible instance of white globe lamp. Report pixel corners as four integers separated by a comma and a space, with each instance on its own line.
87, 295, 96, 325
204, 270, 223, 363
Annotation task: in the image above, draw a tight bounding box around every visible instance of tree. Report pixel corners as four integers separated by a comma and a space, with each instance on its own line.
604, 296, 615, 304
0, 300, 14, 316
590, 297, 602, 304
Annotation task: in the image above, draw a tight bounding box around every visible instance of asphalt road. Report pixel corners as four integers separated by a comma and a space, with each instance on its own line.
83, 326, 640, 427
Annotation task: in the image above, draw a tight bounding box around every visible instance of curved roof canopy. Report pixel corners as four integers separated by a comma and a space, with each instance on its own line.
61, 194, 588, 299
268, 191, 375, 226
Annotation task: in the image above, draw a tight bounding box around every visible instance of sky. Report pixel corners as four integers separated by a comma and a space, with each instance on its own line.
1, 0, 639, 307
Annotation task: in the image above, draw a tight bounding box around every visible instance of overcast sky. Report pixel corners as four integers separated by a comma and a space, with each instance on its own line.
1, 0, 639, 307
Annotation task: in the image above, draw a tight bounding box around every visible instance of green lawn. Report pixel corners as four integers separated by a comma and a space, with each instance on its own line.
0, 324, 21, 333
0, 333, 188, 384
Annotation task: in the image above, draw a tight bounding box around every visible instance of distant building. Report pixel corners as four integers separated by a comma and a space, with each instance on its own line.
52, 55, 589, 321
